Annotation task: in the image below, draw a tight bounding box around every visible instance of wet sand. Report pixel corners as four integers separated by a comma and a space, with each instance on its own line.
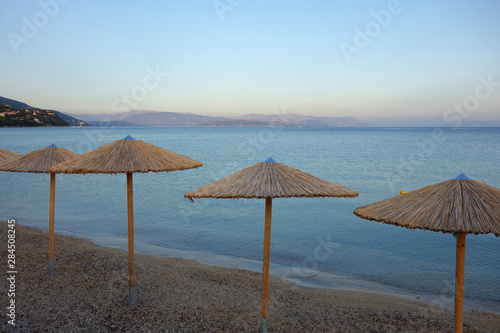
1, 221, 499, 332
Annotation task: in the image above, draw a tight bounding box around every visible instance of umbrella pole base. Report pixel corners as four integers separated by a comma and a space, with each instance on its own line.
128, 286, 136, 306
260, 318, 268, 333
48, 259, 54, 277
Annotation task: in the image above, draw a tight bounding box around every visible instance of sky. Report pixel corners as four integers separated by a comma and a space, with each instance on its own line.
1, 0, 499, 120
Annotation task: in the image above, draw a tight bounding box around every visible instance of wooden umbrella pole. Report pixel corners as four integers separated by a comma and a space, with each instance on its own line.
261, 197, 272, 333
127, 172, 135, 306
48, 173, 55, 277
454, 233, 466, 333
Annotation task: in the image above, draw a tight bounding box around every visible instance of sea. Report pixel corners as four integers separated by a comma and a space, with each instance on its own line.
1, 126, 499, 312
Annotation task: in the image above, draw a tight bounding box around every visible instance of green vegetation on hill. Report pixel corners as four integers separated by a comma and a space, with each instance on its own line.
0, 104, 69, 127
0, 96, 90, 127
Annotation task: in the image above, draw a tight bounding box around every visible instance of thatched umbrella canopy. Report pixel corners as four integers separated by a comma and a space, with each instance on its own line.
353, 173, 500, 333
184, 157, 358, 332
0, 144, 78, 276
0, 144, 76, 173
0, 148, 18, 161
50, 135, 203, 305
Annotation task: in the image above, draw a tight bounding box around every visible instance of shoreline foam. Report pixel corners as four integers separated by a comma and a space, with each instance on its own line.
2, 221, 499, 332
33, 224, 500, 315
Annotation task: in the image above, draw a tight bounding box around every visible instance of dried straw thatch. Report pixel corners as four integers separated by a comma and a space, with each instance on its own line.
0, 148, 18, 161
0, 144, 78, 277
184, 157, 357, 331
48, 135, 202, 306
354, 174, 500, 236
184, 158, 358, 199
0, 144, 78, 173
354, 174, 500, 333
50, 136, 202, 174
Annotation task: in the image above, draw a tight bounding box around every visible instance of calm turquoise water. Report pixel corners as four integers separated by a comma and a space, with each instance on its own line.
1, 126, 499, 308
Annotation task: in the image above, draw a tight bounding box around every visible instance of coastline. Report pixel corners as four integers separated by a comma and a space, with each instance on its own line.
49, 225, 500, 315
1, 221, 499, 332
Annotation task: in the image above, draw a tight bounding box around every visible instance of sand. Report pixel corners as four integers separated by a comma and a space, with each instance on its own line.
1, 221, 499, 332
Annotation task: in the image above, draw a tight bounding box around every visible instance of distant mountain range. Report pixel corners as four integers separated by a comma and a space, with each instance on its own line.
66, 110, 368, 127
68, 110, 500, 127
232, 113, 365, 127
2, 96, 499, 127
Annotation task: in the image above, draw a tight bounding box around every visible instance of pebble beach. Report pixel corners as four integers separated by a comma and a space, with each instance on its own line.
1, 221, 499, 332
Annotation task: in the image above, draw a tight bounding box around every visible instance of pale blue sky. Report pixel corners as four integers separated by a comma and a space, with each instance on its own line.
1, 0, 499, 120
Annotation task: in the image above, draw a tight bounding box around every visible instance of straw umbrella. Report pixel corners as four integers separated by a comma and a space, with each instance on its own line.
0, 144, 78, 276
184, 157, 358, 332
50, 135, 202, 305
353, 173, 500, 333
0, 148, 18, 161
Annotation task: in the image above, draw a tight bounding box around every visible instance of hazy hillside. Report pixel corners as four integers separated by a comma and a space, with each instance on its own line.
69, 109, 500, 127
125, 112, 228, 126
0, 96, 31, 109
232, 114, 367, 127
64, 110, 152, 123
199, 119, 286, 127
72, 110, 369, 127
3, 96, 499, 127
